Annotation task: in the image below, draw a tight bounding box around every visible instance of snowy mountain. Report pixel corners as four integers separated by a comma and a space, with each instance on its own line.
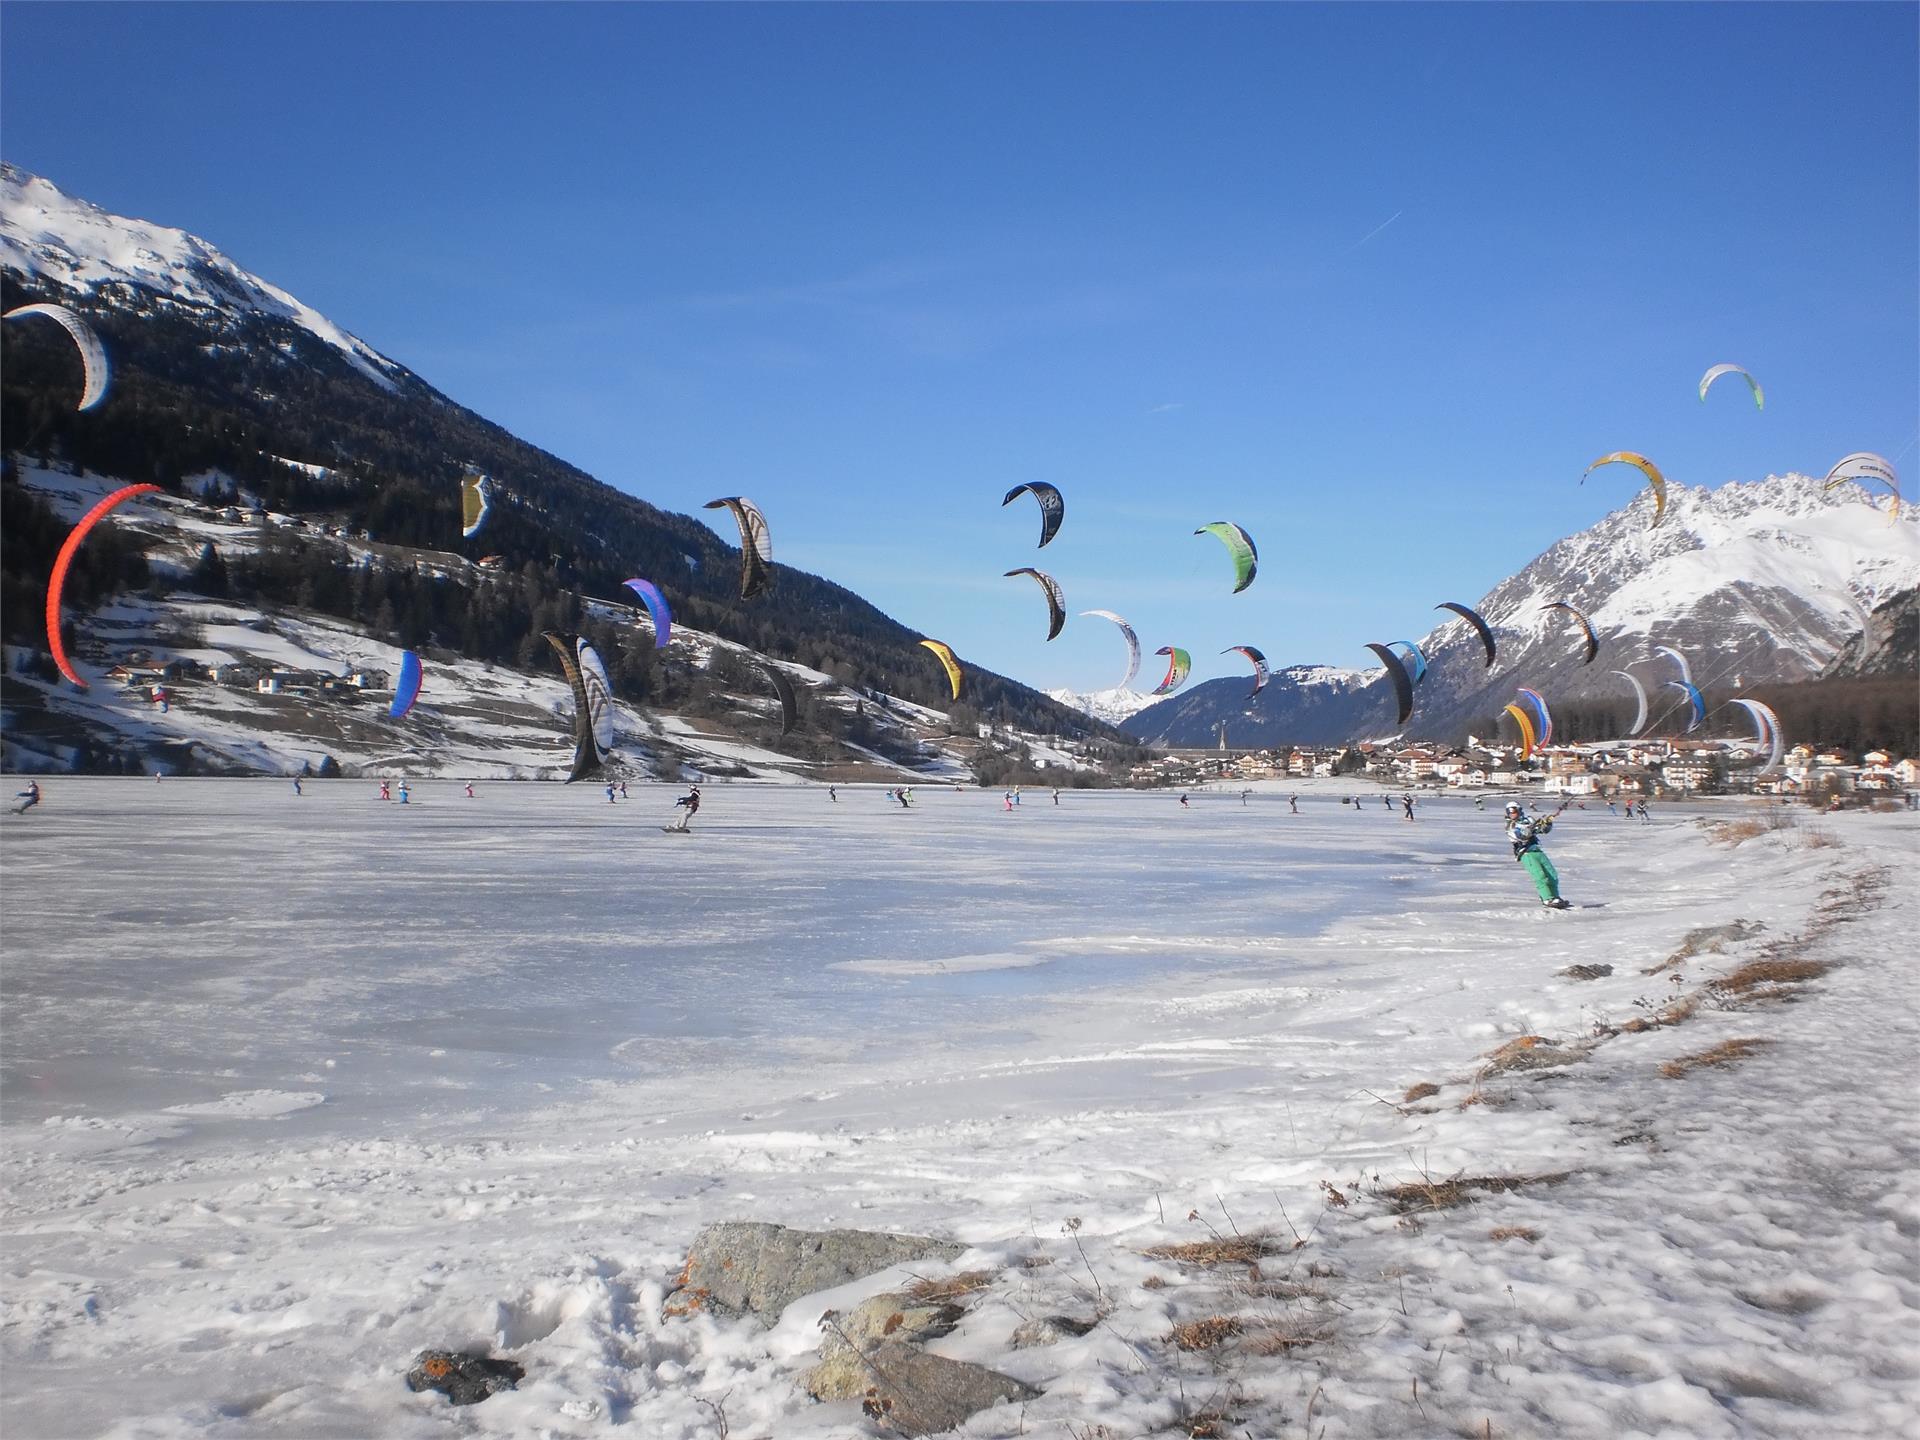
1043, 685, 1159, 726
1, 167, 1120, 771
1, 163, 409, 391
1129, 474, 1919, 747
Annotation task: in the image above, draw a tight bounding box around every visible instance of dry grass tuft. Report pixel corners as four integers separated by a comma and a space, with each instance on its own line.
1797, 825, 1842, 850
1713, 957, 1832, 996
1140, 1274, 1168, 1290
1661, 1038, 1771, 1079
1489, 1226, 1540, 1244
1376, 1171, 1570, 1215
1170, 1316, 1243, 1351
1239, 1322, 1332, 1356
1403, 1081, 1441, 1102
900, 1269, 996, 1304
1140, 1233, 1288, 1267
1707, 818, 1769, 845
1020, 1253, 1054, 1269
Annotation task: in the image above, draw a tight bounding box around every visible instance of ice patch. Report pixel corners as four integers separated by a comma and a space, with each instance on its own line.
162, 1090, 325, 1119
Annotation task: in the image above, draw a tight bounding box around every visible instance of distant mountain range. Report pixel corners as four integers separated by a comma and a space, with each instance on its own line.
1117, 473, 1919, 747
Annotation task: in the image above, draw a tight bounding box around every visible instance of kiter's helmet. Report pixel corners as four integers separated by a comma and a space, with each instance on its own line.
1504, 801, 1523, 815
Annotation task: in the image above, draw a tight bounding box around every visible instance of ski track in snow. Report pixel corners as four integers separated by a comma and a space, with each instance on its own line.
0, 780, 1915, 1438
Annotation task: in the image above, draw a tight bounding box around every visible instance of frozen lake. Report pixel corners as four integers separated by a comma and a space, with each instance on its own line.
2, 778, 1559, 1139
3, 778, 1914, 1439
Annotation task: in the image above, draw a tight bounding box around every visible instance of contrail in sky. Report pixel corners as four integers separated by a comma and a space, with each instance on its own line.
1348, 210, 1404, 252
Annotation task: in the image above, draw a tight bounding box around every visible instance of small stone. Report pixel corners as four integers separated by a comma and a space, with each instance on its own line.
404, 1349, 525, 1406
1010, 1314, 1097, 1349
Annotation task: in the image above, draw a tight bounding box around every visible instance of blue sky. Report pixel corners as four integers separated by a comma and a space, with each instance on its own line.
4, 3, 1915, 694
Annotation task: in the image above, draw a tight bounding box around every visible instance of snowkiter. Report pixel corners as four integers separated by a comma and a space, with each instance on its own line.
292, 777, 302, 797
1506, 801, 1568, 909
13, 781, 41, 814
1289, 795, 1299, 814
668, 785, 701, 831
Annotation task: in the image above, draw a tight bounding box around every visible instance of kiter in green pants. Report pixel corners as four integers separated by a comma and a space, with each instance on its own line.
1504, 800, 1569, 909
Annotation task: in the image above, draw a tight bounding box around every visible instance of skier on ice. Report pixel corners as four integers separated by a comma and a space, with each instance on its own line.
1505, 800, 1569, 909
12, 781, 41, 815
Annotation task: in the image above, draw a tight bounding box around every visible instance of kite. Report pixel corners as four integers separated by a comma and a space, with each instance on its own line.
1194, 522, 1258, 593
44, 482, 162, 687
704, 497, 773, 599
1612, 669, 1649, 738
389, 651, 423, 720
1001, 482, 1065, 548
542, 631, 604, 783
1150, 646, 1191, 696
1822, 453, 1901, 521
919, 639, 963, 700
1221, 645, 1270, 697
1364, 643, 1414, 726
1666, 679, 1706, 733
4, 302, 109, 411
1388, 640, 1428, 684
1583, 452, 1668, 528
1728, 698, 1784, 776
576, 639, 616, 753
459, 469, 492, 540
762, 664, 798, 734
1698, 364, 1763, 410
1542, 601, 1600, 665
1435, 602, 1497, 668
622, 578, 672, 650
1080, 610, 1141, 689
1503, 703, 1538, 760
1654, 645, 1693, 687
1515, 687, 1553, 747
1004, 567, 1067, 640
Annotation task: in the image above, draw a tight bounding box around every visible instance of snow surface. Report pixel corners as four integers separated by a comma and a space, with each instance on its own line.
2, 779, 1914, 1438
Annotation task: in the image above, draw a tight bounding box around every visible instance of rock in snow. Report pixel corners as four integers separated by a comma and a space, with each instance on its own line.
663, 1221, 964, 1325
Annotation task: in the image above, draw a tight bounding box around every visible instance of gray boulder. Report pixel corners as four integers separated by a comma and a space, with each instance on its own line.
808, 1291, 967, 1398
808, 1339, 1038, 1436
664, 1222, 964, 1326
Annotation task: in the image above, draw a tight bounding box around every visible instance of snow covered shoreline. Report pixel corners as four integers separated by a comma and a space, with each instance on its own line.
2, 782, 1914, 1437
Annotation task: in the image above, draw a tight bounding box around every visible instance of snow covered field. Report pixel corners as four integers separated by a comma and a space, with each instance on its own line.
2, 779, 1915, 1438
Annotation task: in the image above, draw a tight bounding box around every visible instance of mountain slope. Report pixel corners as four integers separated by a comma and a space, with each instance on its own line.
1127, 474, 1919, 747
0, 165, 1119, 757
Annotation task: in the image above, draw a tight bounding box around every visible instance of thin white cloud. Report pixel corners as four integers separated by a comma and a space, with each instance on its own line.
1146, 402, 1184, 414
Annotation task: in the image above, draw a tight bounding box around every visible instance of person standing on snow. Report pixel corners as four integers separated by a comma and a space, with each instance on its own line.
1505, 800, 1569, 909
1289, 794, 1299, 814
668, 784, 701, 831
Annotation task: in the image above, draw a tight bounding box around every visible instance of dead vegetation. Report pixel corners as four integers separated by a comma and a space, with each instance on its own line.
1712, 956, 1833, 998
1375, 1171, 1570, 1216
1661, 1038, 1771, 1079
1707, 817, 1771, 845
1488, 1226, 1540, 1244
1171, 1315, 1243, 1351
900, 1269, 996, 1305
1402, 1081, 1441, 1103
1139, 1233, 1290, 1268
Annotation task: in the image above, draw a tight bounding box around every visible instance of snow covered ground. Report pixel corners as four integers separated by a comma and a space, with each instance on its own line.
1, 779, 1914, 1438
